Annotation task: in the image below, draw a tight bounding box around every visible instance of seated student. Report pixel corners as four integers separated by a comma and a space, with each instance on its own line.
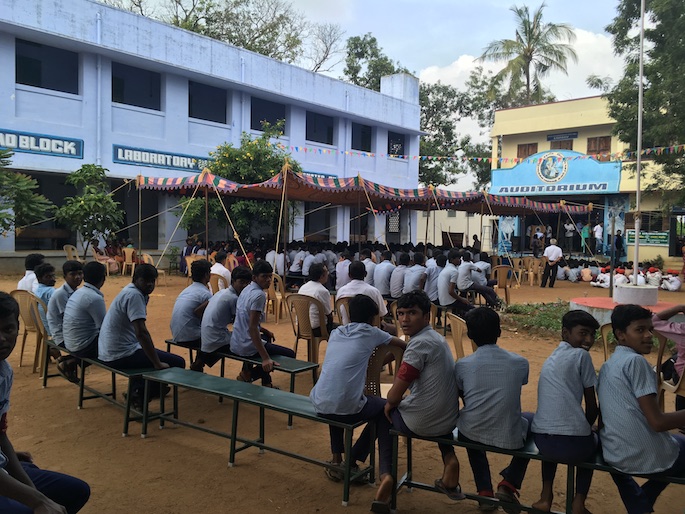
651, 304, 685, 411
389, 253, 410, 299
373, 251, 395, 297
91, 239, 119, 274
209, 252, 232, 291
598, 304, 685, 514
297, 263, 333, 336
170, 259, 212, 345
99, 264, 185, 408
63, 261, 107, 362
456, 307, 532, 512
532, 310, 599, 514
47, 261, 83, 350
384, 291, 463, 507
17, 254, 44, 293
230, 261, 295, 387
192, 266, 252, 372
457, 253, 501, 309
33, 263, 57, 338
422, 254, 446, 304
310, 295, 406, 513
335, 252, 352, 291
0, 292, 90, 513
336, 262, 388, 325
438, 249, 473, 315
661, 270, 682, 291
360, 248, 377, 286
402, 252, 427, 294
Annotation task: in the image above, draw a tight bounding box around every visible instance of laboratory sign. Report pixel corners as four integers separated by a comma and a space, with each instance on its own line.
113, 145, 210, 172
0, 129, 83, 159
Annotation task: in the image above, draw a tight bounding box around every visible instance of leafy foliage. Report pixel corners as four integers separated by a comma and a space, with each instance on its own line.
342, 33, 411, 91
478, 2, 577, 104
179, 122, 302, 237
56, 164, 124, 257
0, 149, 55, 235
601, 0, 685, 192
504, 301, 570, 333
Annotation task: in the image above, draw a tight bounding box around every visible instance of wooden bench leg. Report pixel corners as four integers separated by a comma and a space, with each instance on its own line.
228, 400, 240, 468
141, 379, 150, 439
78, 362, 87, 409
259, 407, 265, 453
391, 432, 400, 510
122, 378, 134, 437
42, 343, 51, 388
287, 375, 296, 429
342, 427, 354, 506
566, 463, 575, 514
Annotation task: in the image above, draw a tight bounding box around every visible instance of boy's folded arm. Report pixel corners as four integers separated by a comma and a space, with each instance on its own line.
583, 386, 599, 426
637, 393, 685, 432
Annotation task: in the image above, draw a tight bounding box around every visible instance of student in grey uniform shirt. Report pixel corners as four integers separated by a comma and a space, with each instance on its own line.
373, 251, 395, 297
598, 305, 685, 514
170, 259, 212, 344
389, 253, 410, 299
456, 308, 532, 512
384, 291, 463, 507
531, 310, 599, 514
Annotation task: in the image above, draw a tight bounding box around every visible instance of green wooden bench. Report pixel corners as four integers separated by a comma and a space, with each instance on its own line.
140, 367, 373, 507
390, 429, 685, 513
42, 340, 78, 388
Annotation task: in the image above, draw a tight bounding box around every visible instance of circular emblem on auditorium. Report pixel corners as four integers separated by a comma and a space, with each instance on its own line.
536, 152, 568, 183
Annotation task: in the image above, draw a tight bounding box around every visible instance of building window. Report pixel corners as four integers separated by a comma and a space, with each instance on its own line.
352, 123, 372, 152
15, 39, 79, 95
387, 212, 400, 233
306, 112, 335, 145
517, 143, 538, 159
587, 136, 612, 161
551, 140, 573, 150
251, 97, 286, 132
447, 210, 456, 218
188, 81, 227, 124
388, 132, 406, 156
112, 62, 161, 111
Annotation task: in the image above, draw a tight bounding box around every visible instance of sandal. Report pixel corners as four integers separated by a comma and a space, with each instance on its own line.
434, 478, 466, 501
370, 500, 391, 514
324, 461, 343, 482
495, 483, 521, 514
236, 371, 252, 382
56, 359, 79, 384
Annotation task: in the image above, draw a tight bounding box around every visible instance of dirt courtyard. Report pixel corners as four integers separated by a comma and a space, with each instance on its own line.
3, 272, 685, 513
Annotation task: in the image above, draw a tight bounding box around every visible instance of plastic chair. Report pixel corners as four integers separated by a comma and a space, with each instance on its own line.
656, 330, 685, 410
63, 244, 85, 264
122, 247, 136, 276
285, 294, 329, 376
209, 273, 228, 294
528, 258, 543, 286
388, 301, 402, 337
184, 255, 200, 284
266, 275, 288, 324
142, 253, 167, 286
10, 290, 49, 373
490, 255, 501, 268
226, 254, 239, 271
492, 265, 514, 306
511, 258, 525, 284
335, 296, 380, 327
600, 323, 613, 362
446, 313, 477, 360
365, 344, 405, 398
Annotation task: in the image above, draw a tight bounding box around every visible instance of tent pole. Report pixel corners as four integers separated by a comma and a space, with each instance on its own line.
424, 203, 430, 245
204, 188, 209, 246
283, 170, 288, 280
357, 184, 362, 257
138, 176, 142, 253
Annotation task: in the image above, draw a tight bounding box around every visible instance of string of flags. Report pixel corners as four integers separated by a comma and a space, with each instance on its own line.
271, 142, 685, 164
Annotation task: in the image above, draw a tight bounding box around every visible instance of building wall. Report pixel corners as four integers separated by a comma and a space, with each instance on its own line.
0, 0, 420, 249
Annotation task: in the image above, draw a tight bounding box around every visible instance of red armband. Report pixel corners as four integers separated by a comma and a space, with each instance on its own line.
397, 362, 421, 383
0, 412, 7, 433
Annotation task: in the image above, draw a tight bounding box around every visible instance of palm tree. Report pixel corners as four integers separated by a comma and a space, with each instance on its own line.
479, 3, 577, 104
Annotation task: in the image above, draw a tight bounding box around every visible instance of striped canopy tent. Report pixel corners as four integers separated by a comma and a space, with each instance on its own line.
137, 170, 241, 194
430, 190, 593, 216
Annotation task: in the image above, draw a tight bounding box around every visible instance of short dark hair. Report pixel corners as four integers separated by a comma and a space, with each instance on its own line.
413, 252, 425, 266
231, 266, 252, 283
562, 310, 599, 332
25, 253, 45, 271
436, 254, 447, 267
447, 249, 461, 262
396, 290, 432, 314
349, 294, 379, 324
133, 263, 158, 281
0, 292, 19, 321
191, 259, 212, 282
465, 307, 501, 346
611, 304, 652, 337
215, 251, 227, 264
62, 260, 83, 276
252, 260, 273, 276
348, 261, 366, 280
399, 253, 411, 266
34, 263, 55, 280
381, 250, 393, 261
308, 263, 326, 282
360, 248, 372, 259
83, 261, 106, 285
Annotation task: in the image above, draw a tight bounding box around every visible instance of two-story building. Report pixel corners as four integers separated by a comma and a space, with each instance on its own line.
0, 0, 420, 252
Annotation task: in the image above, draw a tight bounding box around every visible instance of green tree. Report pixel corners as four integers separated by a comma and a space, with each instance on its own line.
179, 121, 302, 237
600, 0, 685, 189
342, 33, 410, 91
0, 149, 55, 235
56, 164, 124, 258
478, 2, 577, 104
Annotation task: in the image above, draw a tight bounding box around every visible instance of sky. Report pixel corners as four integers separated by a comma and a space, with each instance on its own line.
289, 0, 627, 189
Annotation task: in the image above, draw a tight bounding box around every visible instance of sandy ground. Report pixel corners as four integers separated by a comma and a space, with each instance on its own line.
3, 272, 685, 514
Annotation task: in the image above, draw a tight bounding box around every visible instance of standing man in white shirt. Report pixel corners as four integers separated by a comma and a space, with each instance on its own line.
563, 221, 576, 254
540, 238, 564, 288
210, 252, 232, 291
593, 222, 603, 255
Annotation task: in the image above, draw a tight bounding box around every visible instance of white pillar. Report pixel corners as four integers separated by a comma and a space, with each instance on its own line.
290, 201, 305, 241
158, 194, 187, 250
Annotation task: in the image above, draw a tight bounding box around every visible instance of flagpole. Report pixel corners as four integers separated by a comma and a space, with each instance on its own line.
633, 0, 646, 284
